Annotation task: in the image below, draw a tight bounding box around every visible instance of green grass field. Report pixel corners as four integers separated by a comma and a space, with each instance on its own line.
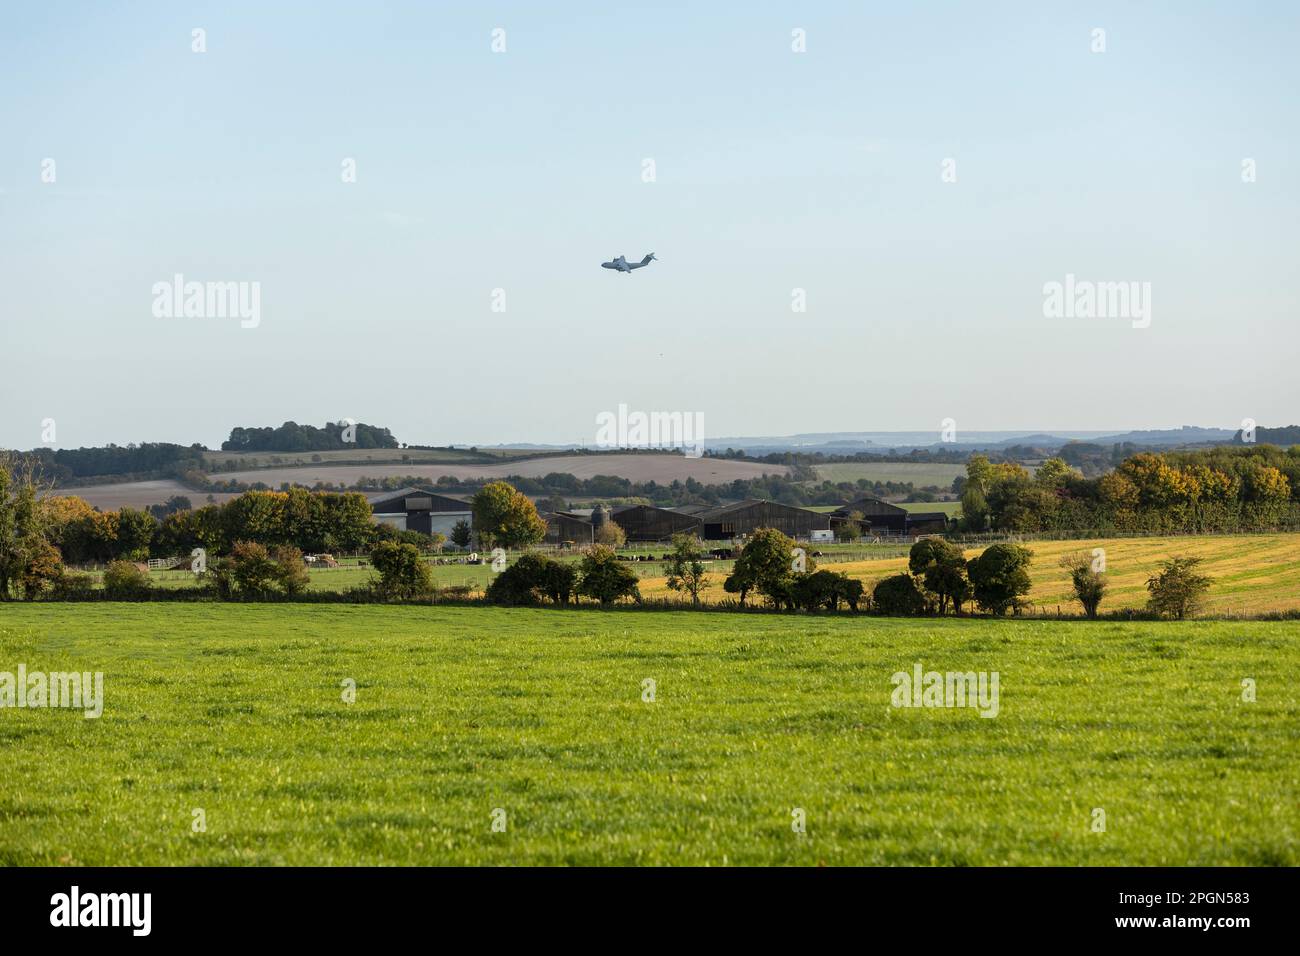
2, 604, 1296, 865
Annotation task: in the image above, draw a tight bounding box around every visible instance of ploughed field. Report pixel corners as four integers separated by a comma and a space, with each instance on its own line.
1, 604, 1296, 865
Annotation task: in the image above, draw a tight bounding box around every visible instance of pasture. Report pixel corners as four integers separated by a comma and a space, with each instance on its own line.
636, 533, 1300, 616
93, 532, 1300, 616
1, 604, 1295, 866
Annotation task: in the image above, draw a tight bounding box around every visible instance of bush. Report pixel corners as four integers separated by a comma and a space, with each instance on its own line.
229, 541, 284, 598
270, 545, 311, 596
103, 560, 152, 600
872, 574, 928, 616
486, 552, 577, 606
908, 538, 971, 615
664, 534, 710, 606
48, 570, 96, 600
19, 538, 64, 600
576, 545, 641, 605
370, 541, 434, 600
724, 527, 803, 608
967, 543, 1034, 615
790, 569, 862, 611
593, 520, 627, 547
1146, 555, 1212, 620
1060, 551, 1106, 618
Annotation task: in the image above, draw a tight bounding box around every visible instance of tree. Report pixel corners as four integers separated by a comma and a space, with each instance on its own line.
790, 569, 860, 611
724, 527, 804, 608
228, 541, 285, 598
665, 533, 710, 606
113, 508, 157, 561
835, 512, 864, 542
960, 455, 993, 531
450, 519, 472, 548
19, 538, 63, 600
270, 545, 311, 595
1146, 556, 1212, 620
486, 552, 577, 606
871, 573, 928, 616
576, 544, 641, 605
908, 538, 971, 614
472, 481, 546, 548
370, 541, 434, 600
1059, 551, 1106, 618
967, 543, 1034, 615
593, 520, 627, 547
0, 455, 54, 600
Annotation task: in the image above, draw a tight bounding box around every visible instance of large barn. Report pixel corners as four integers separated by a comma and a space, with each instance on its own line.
830, 497, 951, 535
368, 487, 473, 537
541, 503, 703, 544
691, 499, 831, 540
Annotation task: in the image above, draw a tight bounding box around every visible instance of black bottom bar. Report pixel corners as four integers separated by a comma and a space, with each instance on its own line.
0, 867, 1290, 941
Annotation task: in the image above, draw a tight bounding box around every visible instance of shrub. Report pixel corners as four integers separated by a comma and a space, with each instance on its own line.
593, 520, 627, 547
486, 552, 577, 606
48, 570, 96, 600
450, 519, 472, 548
229, 541, 284, 598
967, 543, 1034, 615
1146, 555, 1212, 620
270, 545, 311, 596
908, 538, 971, 614
103, 560, 152, 600
19, 538, 64, 600
576, 544, 641, 605
835, 512, 864, 542
664, 534, 710, 606
872, 573, 928, 616
725, 527, 803, 608
790, 569, 862, 611
370, 541, 434, 600
1060, 551, 1107, 619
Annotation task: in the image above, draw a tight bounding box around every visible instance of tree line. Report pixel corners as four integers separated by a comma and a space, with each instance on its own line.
960, 446, 1299, 534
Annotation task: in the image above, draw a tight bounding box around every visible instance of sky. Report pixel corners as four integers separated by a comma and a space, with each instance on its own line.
2, 1, 1297, 450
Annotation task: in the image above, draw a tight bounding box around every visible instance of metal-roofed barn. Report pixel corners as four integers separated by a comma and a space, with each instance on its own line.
696, 499, 830, 541
368, 487, 473, 537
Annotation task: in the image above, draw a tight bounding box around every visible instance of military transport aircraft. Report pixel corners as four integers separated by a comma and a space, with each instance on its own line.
600, 253, 657, 273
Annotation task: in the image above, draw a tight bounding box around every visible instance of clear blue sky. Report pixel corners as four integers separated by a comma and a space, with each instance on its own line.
2, 1, 1296, 449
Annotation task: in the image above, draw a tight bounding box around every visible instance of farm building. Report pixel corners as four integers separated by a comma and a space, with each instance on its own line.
903, 511, 951, 534
368, 487, 473, 537
540, 509, 599, 545
690, 499, 831, 541
542, 503, 703, 544
830, 498, 951, 535
831, 497, 909, 533
609, 504, 704, 542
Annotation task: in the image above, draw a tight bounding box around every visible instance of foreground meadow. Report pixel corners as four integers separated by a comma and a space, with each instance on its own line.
1, 604, 1296, 866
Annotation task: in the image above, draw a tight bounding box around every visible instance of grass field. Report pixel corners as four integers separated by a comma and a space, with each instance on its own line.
637, 533, 1300, 615
1, 604, 1295, 866
114, 532, 1300, 615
